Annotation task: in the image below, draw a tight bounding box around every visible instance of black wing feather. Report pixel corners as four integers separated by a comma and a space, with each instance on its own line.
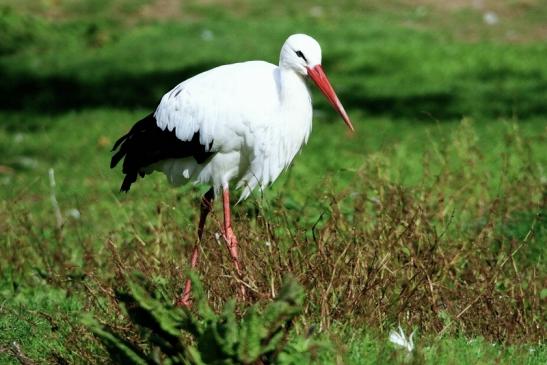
110, 113, 214, 192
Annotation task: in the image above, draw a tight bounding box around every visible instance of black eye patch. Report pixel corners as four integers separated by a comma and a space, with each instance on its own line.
295, 50, 308, 62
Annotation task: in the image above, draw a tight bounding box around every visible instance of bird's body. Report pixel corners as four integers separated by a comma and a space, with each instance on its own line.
111, 34, 353, 306
152, 60, 312, 200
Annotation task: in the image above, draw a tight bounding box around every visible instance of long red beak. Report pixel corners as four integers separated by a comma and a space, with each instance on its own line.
307, 65, 354, 132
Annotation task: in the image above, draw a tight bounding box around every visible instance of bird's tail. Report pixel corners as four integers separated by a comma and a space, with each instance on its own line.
110, 113, 155, 192
110, 113, 214, 192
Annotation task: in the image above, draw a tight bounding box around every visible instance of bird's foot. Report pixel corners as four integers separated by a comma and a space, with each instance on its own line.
176, 292, 192, 308
222, 227, 247, 300
223, 228, 242, 271
237, 282, 247, 301
176, 279, 193, 308
223, 227, 238, 247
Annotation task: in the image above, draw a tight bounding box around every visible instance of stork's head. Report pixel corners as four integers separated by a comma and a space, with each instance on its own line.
280, 34, 322, 74
280, 34, 354, 132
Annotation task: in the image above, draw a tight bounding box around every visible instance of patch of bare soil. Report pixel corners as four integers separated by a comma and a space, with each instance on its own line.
138, 0, 183, 21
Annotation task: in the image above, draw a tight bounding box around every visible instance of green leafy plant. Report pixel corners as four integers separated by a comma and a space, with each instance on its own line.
84, 274, 332, 364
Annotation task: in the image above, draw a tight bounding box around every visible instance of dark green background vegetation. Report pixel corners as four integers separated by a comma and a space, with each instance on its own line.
1, 1, 545, 363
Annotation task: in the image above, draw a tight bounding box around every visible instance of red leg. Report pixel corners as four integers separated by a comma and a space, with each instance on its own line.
177, 188, 214, 307
222, 187, 246, 299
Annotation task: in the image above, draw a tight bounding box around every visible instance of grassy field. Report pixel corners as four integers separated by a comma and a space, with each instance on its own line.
1, 1, 546, 364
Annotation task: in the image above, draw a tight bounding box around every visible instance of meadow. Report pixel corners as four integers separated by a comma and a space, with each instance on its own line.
0, 1, 546, 363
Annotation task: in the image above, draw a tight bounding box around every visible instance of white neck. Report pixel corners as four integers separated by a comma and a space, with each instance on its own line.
271, 66, 313, 159
236, 63, 314, 200
277, 67, 310, 108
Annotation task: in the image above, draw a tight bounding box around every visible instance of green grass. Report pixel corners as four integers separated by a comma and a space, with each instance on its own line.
345, 331, 546, 365
1, 1, 546, 364
1, 2, 547, 117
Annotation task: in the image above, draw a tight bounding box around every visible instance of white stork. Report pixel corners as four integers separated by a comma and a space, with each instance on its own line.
111, 34, 354, 306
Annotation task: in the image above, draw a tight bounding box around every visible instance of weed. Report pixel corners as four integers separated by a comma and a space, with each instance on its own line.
84, 273, 332, 364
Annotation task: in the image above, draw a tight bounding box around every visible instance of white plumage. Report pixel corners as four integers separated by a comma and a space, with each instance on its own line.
153, 60, 312, 200
389, 326, 416, 352
111, 33, 353, 306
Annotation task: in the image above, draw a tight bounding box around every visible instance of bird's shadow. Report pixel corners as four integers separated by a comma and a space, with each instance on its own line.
0, 62, 218, 131
3, 55, 543, 133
